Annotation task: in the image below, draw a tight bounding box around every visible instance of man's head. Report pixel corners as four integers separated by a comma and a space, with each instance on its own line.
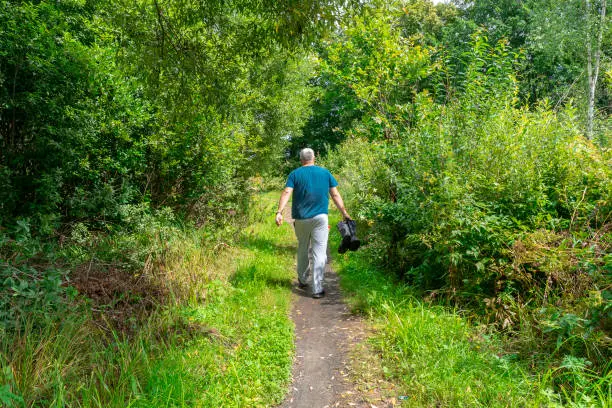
299, 148, 315, 164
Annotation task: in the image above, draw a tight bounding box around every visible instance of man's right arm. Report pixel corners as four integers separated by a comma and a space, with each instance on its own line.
276, 187, 293, 226
329, 187, 351, 220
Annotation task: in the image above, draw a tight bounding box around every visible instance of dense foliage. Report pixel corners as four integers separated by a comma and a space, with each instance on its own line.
1, 0, 610, 405
315, 1, 610, 399
0, 0, 332, 334
0, 0, 324, 235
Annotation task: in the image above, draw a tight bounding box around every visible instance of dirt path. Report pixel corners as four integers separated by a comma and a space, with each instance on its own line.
279, 266, 369, 408
277, 213, 372, 408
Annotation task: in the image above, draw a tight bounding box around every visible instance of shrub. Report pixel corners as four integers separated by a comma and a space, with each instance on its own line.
324, 28, 611, 379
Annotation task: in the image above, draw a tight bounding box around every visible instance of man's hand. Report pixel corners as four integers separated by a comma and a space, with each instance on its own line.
276, 187, 292, 227
275, 212, 283, 226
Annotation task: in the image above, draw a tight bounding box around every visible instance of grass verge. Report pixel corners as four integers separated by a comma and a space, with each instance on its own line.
328, 215, 611, 407
1, 192, 296, 407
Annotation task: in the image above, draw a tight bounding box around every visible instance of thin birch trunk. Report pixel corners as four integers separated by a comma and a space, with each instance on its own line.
586, 0, 607, 140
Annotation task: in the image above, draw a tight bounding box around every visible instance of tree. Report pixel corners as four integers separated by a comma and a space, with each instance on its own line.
586, 0, 608, 139
448, 0, 611, 140
0, 0, 350, 234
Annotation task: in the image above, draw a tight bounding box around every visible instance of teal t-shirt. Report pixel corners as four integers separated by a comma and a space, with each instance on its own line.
286, 165, 338, 220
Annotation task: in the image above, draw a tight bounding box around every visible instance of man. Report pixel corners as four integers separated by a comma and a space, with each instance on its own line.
275, 148, 351, 298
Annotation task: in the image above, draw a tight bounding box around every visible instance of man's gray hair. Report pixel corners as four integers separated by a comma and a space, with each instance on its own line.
299, 148, 315, 162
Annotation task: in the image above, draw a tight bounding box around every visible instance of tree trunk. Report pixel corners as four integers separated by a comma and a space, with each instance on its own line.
586, 0, 607, 140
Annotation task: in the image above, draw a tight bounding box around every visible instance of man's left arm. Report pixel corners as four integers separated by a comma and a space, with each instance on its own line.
330, 187, 351, 220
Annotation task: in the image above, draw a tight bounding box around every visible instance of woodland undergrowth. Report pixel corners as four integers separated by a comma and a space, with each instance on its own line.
0, 189, 295, 407
320, 16, 610, 405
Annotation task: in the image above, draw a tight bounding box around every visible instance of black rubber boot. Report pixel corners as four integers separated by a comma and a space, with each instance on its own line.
337, 219, 359, 253
337, 220, 352, 253
347, 219, 360, 251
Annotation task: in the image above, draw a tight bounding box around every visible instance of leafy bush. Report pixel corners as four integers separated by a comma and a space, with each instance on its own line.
0, 226, 75, 332
321, 16, 611, 389
0, 1, 153, 235
0, 0, 316, 240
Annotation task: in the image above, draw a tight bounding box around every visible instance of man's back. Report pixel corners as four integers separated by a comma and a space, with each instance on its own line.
286, 165, 337, 220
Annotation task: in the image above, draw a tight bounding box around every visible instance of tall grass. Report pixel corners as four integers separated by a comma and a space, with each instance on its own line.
318, 28, 610, 404
329, 211, 611, 407
0, 191, 296, 407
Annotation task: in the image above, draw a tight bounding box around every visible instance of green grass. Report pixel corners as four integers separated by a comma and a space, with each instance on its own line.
328, 214, 611, 407
9, 190, 608, 407
1, 191, 297, 407
137, 202, 296, 407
